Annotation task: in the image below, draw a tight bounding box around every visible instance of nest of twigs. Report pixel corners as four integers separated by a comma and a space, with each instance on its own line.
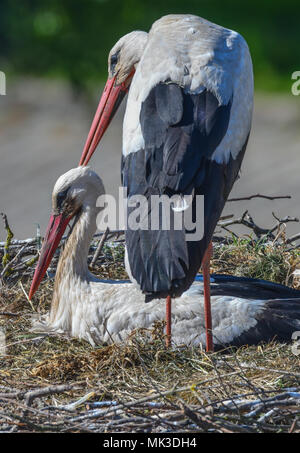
0, 202, 300, 433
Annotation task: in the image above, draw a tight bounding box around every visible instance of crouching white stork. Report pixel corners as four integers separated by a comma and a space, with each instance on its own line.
78, 14, 254, 351
29, 167, 300, 348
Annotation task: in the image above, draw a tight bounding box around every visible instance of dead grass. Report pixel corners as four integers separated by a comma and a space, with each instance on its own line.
0, 238, 300, 432
212, 237, 300, 288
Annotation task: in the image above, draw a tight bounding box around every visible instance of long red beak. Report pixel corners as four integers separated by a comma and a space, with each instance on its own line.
29, 213, 72, 300
79, 69, 135, 166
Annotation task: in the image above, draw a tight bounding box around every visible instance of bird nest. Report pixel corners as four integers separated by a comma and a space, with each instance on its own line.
0, 207, 300, 433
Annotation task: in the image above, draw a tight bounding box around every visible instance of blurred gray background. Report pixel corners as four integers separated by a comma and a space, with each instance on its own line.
0, 78, 299, 240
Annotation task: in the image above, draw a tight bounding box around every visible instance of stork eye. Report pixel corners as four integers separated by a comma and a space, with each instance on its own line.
110, 51, 120, 73
111, 54, 118, 65
56, 189, 69, 209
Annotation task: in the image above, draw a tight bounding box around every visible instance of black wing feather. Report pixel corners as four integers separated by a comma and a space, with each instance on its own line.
226, 299, 300, 348
155, 83, 183, 125
122, 82, 249, 299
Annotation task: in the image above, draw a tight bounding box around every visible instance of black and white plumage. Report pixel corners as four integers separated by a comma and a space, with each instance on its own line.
78, 14, 253, 303
29, 167, 300, 349
190, 274, 300, 349
121, 15, 253, 300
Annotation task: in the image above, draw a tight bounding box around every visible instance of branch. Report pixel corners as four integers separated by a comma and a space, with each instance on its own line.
228, 194, 291, 202
1, 212, 14, 272
25, 384, 74, 407
91, 227, 109, 267
286, 232, 300, 245
0, 243, 28, 278
218, 210, 299, 240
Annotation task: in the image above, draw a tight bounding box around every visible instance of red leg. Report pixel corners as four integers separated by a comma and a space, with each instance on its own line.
202, 242, 214, 352
166, 295, 172, 348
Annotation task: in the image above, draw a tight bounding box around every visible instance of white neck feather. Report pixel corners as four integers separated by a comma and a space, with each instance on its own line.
61, 206, 96, 279
49, 202, 98, 332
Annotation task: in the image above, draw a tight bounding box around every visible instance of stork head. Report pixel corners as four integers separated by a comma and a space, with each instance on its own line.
79, 31, 148, 166
29, 166, 105, 300
108, 31, 148, 85
51, 166, 105, 215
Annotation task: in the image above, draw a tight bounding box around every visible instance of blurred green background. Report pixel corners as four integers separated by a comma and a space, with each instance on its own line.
1, 0, 299, 92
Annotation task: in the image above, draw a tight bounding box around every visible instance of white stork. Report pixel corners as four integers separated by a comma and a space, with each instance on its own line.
78, 14, 254, 351
29, 167, 300, 348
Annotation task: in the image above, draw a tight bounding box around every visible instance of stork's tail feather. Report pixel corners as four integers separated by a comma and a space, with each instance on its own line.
225, 298, 300, 348
200, 273, 300, 300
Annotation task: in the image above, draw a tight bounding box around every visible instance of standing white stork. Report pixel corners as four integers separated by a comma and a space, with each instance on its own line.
29, 167, 300, 348
78, 14, 254, 351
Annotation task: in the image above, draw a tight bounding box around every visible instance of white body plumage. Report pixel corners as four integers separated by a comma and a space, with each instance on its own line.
32, 168, 300, 349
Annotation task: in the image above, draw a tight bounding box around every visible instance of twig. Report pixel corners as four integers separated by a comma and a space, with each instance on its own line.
19, 281, 35, 311
0, 311, 20, 317
0, 243, 28, 278
91, 227, 109, 267
218, 214, 234, 221
286, 232, 300, 244
239, 364, 300, 378
85, 401, 118, 409
50, 391, 96, 412
228, 194, 291, 202
179, 401, 232, 432
25, 384, 74, 407
2, 336, 47, 350
1, 212, 14, 272
289, 418, 298, 433
0, 238, 36, 247
218, 210, 299, 239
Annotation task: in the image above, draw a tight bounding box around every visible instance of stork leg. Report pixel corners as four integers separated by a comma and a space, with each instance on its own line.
165, 295, 172, 348
202, 241, 214, 352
